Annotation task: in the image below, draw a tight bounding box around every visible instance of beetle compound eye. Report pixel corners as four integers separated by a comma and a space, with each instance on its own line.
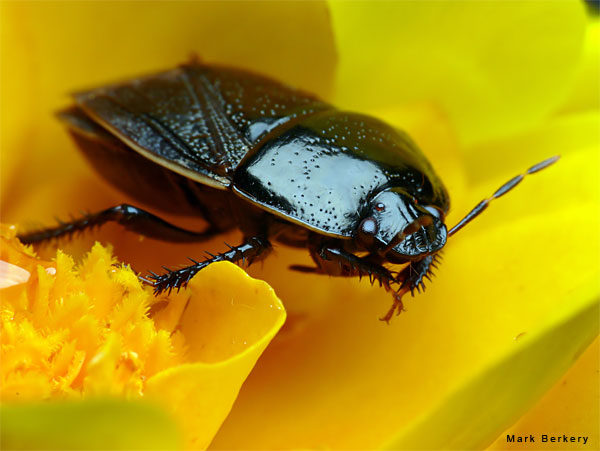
375, 203, 386, 212
357, 216, 378, 248
360, 217, 378, 235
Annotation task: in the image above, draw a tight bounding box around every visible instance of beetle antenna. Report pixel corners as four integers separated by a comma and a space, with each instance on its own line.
448, 155, 559, 237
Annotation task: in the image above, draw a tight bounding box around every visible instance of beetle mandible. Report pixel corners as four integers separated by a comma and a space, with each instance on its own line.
18, 62, 558, 322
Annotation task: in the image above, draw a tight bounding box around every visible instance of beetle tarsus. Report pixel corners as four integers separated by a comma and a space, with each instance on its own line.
145, 236, 272, 294
379, 288, 408, 324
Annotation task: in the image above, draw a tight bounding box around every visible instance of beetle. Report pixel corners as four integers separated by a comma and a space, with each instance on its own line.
18, 61, 558, 321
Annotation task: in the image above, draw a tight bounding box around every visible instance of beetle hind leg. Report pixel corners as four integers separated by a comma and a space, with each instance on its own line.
144, 236, 272, 294
17, 204, 221, 244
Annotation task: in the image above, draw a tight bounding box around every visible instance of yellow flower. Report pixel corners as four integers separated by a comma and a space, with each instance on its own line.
0, 225, 285, 449
1, 1, 598, 450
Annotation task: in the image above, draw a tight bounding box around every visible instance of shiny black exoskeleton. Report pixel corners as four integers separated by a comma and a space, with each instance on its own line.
18, 62, 558, 321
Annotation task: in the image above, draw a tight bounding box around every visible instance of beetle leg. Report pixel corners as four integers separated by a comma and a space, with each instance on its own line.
381, 254, 443, 322
144, 236, 272, 294
17, 204, 220, 244
379, 258, 438, 323
379, 287, 410, 324
395, 253, 442, 295
312, 246, 409, 323
379, 255, 441, 323
313, 246, 398, 289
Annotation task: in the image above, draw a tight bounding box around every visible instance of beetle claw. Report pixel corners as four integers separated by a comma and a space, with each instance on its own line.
379, 291, 406, 323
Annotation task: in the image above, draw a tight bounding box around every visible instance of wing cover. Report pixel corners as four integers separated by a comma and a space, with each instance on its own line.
74, 63, 331, 188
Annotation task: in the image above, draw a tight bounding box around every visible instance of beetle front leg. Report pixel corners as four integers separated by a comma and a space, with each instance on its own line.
144, 236, 272, 294
396, 253, 441, 295
380, 253, 442, 322
308, 246, 405, 313
314, 247, 397, 288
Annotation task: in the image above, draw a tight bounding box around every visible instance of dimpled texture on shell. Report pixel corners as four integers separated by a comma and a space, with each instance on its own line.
233, 111, 449, 237
73, 63, 331, 187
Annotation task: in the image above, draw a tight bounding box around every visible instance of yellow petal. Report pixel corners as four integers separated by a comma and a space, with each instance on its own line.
559, 18, 600, 115
384, 280, 598, 449
0, 399, 182, 450
145, 262, 286, 450
0, 11, 38, 205
329, 1, 587, 147
383, 113, 599, 448
488, 337, 599, 450
455, 111, 599, 221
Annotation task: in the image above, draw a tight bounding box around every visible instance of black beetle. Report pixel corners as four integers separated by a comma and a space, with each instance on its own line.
18, 62, 558, 321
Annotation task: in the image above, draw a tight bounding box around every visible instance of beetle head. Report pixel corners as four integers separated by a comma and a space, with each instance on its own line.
357, 188, 447, 262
